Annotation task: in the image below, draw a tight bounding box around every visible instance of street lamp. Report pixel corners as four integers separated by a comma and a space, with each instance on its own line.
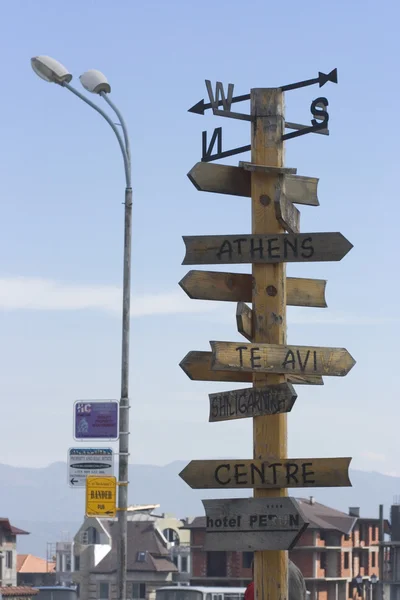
31, 55, 132, 600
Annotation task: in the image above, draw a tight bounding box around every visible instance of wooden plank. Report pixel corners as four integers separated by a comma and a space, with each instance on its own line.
187, 162, 319, 206
202, 497, 309, 551
208, 383, 297, 422
239, 161, 297, 175
179, 271, 327, 308
179, 457, 352, 489
210, 341, 356, 377
274, 179, 301, 234
250, 88, 287, 600
179, 351, 324, 385
182, 232, 353, 265
236, 302, 252, 341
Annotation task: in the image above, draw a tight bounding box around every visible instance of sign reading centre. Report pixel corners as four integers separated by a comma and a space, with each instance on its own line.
74, 401, 119, 441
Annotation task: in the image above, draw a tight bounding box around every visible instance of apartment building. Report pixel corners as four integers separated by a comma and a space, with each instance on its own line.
184, 498, 388, 600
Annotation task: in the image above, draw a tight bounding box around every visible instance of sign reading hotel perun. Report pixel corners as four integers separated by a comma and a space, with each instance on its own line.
179, 69, 355, 565
202, 497, 309, 551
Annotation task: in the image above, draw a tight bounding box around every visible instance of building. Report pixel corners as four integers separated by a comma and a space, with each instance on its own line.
0, 518, 29, 587
17, 554, 56, 587
184, 498, 389, 600
71, 517, 178, 600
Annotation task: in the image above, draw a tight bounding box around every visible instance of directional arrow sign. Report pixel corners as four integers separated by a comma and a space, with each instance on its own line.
180, 351, 324, 386
210, 342, 356, 377
187, 162, 319, 206
281, 68, 338, 92
85, 475, 117, 518
202, 497, 309, 551
188, 93, 250, 115
179, 271, 327, 308
209, 383, 297, 422
182, 233, 353, 265
179, 457, 352, 489
68, 448, 114, 488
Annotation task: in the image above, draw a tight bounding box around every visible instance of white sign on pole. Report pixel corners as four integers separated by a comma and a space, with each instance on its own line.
68, 448, 114, 488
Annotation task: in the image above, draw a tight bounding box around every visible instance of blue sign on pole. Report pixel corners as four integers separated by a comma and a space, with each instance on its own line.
74, 400, 119, 441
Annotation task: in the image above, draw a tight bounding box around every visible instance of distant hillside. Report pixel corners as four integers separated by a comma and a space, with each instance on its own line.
1, 461, 398, 557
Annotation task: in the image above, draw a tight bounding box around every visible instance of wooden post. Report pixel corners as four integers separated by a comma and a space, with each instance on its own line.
251, 89, 288, 600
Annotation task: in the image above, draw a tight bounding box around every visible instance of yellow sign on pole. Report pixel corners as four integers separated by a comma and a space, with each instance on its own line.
85, 475, 117, 517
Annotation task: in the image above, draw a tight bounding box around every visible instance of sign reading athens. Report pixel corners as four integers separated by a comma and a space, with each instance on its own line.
182, 232, 352, 265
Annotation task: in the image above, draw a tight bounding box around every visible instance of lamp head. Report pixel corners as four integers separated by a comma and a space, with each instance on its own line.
31, 56, 72, 84
79, 70, 111, 94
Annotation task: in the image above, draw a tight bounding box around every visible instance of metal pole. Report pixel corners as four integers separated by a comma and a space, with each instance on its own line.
379, 505, 384, 600
62, 82, 133, 600
117, 184, 132, 600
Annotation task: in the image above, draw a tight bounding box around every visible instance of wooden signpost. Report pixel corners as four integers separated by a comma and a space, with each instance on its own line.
210, 341, 356, 377
179, 71, 354, 600
182, 232, 353, 265
179, 271, 327, 307
209, 383, 297, 422
179, 457, 352, 489
202, 497, 309, 551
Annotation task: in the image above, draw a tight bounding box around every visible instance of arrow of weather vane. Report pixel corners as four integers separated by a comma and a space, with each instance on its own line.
188, 68, 338, 161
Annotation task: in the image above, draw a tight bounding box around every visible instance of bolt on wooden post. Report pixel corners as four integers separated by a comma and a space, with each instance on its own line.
251, 88, 288, 600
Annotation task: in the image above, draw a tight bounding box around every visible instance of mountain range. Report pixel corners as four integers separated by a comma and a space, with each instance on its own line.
1, 461, 398, 559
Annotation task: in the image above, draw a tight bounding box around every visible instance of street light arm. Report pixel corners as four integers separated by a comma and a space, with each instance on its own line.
101, 92, 131, 167
63, 82, 131, 188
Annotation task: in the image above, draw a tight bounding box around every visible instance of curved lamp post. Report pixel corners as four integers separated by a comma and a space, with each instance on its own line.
31, 55, 132, 600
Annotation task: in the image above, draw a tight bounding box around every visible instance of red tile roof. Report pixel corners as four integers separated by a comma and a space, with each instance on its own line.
0, 587, 38, 597
0, 518, 29, 535
17, 554, 56, 573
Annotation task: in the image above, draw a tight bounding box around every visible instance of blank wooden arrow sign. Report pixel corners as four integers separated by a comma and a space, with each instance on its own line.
209, 383, 297, 422
187, 162, 319, 206
179, 271, 327, 308
211, 341, 356, 377
202, 497, 309, 551
182, 233, 353, 265
179, 457, 352, 489
211, 342, 356, 377
180, 351, 324, 385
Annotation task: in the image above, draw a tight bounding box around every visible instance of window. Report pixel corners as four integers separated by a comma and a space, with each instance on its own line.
181, 556, 188, 572
99, 582, 109, 600
5, 551, 12, 569
136, 551, 146, 562
132, 583, 146, 599
85, 526, 99, 545
243, 552, 254, 569
65, 554, 71, 572
74, 555, 80, 571
206, 551, 227, 577
173, 556, 178, 567
320, 553, 326, 570
319, 531, 325, 542
345, 534, 350, 541
344, 553, 349, 569
163, 528, 180, 545
372, 553, 376, 568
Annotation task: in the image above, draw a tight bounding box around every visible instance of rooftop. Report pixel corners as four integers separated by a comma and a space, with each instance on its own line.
17, 554, 56, 574
0, 518, 29, 535
91, 520, 178, 575
0, 587, 38, 597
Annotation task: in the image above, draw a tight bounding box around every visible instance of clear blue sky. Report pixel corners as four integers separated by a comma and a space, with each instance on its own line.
0, 0, 398, 481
